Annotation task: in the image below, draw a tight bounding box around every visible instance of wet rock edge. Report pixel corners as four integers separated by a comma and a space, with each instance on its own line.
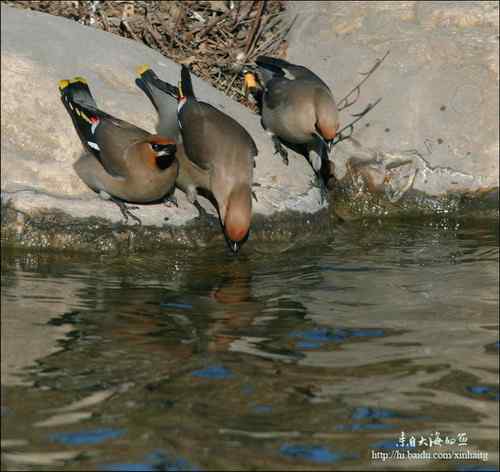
1, 189, 497, 254
0, 200, 335, 254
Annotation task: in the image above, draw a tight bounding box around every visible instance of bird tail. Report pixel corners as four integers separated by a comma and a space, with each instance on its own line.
255, 55, 319, 83
179, 65, 195, 99
255, 56, 289, 76
58, 77, 103, 157
135, 65, 182, 141
135, 64, 179, 109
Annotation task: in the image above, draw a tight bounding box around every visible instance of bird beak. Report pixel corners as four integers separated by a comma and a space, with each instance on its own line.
313, 132, 330, 153
229, 240, 241, 254
243, 72, 257, 99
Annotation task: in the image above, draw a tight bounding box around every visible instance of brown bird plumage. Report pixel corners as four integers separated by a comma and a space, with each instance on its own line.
246, 56, 339, 172
59, 77, 178, 223
136, 65, 257, 253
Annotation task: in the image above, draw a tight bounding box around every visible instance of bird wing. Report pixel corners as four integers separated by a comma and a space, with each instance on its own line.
263, 77, 293, 110
177, 99, 212, 170
256, 56, 329, 88
59, 77, 151, 178
179, 100, 257, 170
135, 67, 181, 141
92, 113, 151, 178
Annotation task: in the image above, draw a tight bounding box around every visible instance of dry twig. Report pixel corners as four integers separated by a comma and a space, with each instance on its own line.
6, 1, 289, 107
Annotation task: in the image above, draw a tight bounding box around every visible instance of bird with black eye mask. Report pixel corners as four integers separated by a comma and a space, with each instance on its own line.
244, 54, 386, 180
136, 65, 257, 254
59, 77, 179, 224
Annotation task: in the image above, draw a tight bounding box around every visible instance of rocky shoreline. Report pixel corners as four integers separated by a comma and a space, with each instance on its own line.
1, 3, 498, 253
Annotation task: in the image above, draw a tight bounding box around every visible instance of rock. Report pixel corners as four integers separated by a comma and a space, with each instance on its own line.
287, 1, 499, 214
1, 5, 324, 250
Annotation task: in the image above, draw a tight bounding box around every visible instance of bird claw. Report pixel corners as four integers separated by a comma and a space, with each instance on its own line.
272, 136, 289, 165
186, 186, 198, 205
193, 200, 218, 227
164, 194, 179, 208
111, 198, 142, 225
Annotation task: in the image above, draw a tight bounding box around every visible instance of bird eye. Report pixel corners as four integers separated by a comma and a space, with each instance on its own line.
151, 142, 177, 157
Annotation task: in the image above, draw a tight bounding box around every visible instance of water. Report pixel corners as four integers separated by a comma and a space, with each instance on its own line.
1, 218, 499, 471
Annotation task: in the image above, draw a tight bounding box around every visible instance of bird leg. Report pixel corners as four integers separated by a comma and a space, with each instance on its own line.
308, 150, 323, 174
251, 182, 260, 201
337, 50, 390, 111
163, 193, 179, 208
331, 98, 382, 147
186, 185, 198, 205
271, 135, 289, 165
193, 199, 208, 218
307, 143, 330, 204
193, 200, 219, 227
309, 170, 328, 205
110, 197, 142, 225
309, 133, 330, 172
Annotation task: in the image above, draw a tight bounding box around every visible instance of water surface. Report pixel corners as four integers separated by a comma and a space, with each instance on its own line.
1, 218, 499, 471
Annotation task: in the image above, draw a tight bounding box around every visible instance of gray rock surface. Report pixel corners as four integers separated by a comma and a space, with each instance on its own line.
1, 3, 498, 252
1, 5, 323, 231
287, 1, 499, 203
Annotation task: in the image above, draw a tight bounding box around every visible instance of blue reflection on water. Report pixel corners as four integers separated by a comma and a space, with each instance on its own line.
241, 384, 255, 396
280, 444, 345, 463
336, 423, 396, 432
191, 365, 233, 380
253, 404, 273, 414
455, 465, 499, 472
296, 341, 322, 350
370, 439, 416, 450
352, 407, 398, 420
104, 465, 154, 472
290, 327, 385, 350
103, 450, 199, 471
160, 302, 193, 310
467, 386, 500, 400
49, 428, 125, 445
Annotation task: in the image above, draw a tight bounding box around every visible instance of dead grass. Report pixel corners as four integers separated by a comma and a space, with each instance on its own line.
6, 1, 292, 108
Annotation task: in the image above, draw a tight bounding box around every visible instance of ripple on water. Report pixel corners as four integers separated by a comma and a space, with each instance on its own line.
1, 219, 498, 471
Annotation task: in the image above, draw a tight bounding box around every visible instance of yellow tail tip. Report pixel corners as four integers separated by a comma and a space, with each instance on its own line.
136, 64, 150, 76
58, 79, 70, 90
70, 76, 87, 85
244, 72, 257, 90
59, 77, 87, 89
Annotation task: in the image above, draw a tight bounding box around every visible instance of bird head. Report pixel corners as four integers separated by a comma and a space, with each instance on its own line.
220, 184, 252, 254
146, 137, 177, 170
315, 90, 340, 152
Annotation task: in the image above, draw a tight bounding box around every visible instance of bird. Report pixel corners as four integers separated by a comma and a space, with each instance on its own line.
136, 65, 258, 253
58, 76, 179, 224
244, 56, 339, 174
